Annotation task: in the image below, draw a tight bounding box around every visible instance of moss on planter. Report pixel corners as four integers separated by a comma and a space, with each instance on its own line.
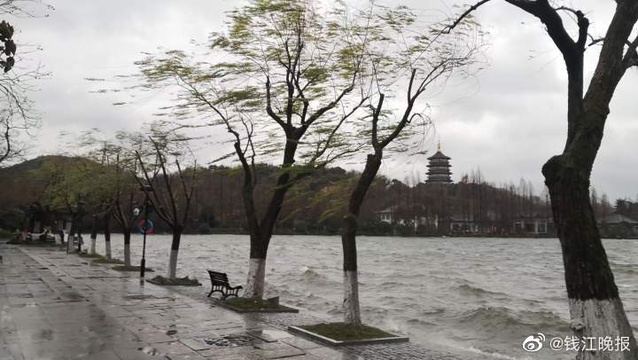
146, 275, 201, 286
92, 256, 124, 264
299, 323, 394, 341
225, 297, 280, 310
217, 296, 298, 313
112, 265, 154, 272
78, 252, 102, 258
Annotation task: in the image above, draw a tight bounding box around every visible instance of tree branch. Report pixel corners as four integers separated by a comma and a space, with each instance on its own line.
623, 34, 638, 68
505, 0, 583, 59
266, 76, 287, 129
442, 0, 492, 34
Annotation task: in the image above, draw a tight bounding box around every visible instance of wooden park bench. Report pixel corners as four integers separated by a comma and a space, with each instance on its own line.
207, 270, 243, 299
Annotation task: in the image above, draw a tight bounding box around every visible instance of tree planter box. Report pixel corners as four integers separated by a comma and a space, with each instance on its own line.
287, 325, 408, 347
213, 297, 299, 313
146, 276, 202, 286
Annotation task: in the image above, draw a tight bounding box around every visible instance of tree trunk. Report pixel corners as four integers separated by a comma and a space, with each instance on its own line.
90, 215, 97, 255
244, 230, 267, 299
67, 215, 78, 253
123, 230, 131, 267
104, 213, 111, 259
168, 230, 181, 279
245, 226, 271, 299
244, 256, 266, 299
342, 214, 361, 326
543, 155, 637, 359
241, 136, 299, 300
342, 153, 382, 325
242, 179, 281, 299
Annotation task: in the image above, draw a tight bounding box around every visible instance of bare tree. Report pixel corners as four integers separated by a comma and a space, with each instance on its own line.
136, 137, 196, 280
452, 1, 638, 357
0, 21, 37, 166
0, 0, 54, 166
340, 5, 482, 324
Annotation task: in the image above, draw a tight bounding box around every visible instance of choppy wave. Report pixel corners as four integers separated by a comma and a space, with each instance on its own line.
405, 317, 439, 327
458, 306, 521, 327
456, 284, 508, 298
456, 306, 569, 334
612, 263, 638, 275
301, 266, 332, 284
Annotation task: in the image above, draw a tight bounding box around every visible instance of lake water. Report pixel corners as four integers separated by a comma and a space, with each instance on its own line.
100, 235, 637, 360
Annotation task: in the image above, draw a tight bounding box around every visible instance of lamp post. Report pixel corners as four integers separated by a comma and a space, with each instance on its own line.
140, 184, 153, 278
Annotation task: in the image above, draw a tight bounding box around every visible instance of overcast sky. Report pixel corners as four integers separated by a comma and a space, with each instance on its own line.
7, 0, 638, 202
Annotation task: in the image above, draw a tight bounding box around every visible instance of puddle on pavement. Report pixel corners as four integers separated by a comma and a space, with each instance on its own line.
204, 334, 257, 347
10, 302, 37, 308
123, 294, 155, 300
139, 345, 162, 356
36, 329, 54, 341
59, 292, 84, 301
247, 329, 293, 343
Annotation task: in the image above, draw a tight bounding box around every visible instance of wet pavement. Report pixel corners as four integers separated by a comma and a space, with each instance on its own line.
0, 242, 488, 360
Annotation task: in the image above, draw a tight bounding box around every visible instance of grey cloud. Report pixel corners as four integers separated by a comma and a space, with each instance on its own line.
3, 0, 638, 202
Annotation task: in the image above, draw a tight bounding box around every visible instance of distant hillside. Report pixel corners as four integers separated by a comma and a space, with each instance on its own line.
0, 155, 73, 175
0, 155, 93, 211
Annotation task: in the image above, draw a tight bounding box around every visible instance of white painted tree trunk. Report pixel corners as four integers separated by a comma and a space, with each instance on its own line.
124, 244, 130, 267
168, 249, 178, 279
90, 237, 96, 255
569, 298, 636, 360
343, 270, 361, 325
244, 258, 266, 299
105, 241, 111, 259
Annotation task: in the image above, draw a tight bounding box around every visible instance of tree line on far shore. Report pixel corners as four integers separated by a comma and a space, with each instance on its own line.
0, 154, 625, 238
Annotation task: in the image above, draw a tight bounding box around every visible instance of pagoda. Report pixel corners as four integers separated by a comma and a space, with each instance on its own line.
426, 142, 452, 184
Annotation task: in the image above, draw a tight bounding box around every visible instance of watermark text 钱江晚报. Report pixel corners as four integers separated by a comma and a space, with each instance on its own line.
522, 333, 631, 353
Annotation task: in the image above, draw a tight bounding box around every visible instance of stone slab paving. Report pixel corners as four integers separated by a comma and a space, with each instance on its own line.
0, 245, 155, 360
1, 243, 492, 360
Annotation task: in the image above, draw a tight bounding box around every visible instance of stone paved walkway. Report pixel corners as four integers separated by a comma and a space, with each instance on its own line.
0, 242, 489, 360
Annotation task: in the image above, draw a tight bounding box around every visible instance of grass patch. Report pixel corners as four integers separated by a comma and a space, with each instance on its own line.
92, 256, 124, 264
218, 296, 298, 313
112, 265, 154, 272
299, 323, 394, 341
225, 297, 281, 310
147, 275, 201, 286
78, 252, 102, 258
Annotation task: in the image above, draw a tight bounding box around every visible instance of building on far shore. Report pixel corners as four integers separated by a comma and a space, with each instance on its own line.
377, 207, 395, 224
370, 141, 556, 237
513, 216, 553, 236
598, 213, 638, 238
426, 143, 452, 184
